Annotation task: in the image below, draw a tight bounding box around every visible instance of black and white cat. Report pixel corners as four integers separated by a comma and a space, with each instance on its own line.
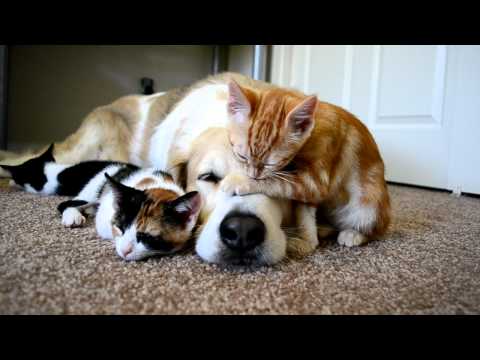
0, 144, 202, 261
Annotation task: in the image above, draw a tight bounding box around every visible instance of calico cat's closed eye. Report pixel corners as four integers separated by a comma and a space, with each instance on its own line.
198, 172, 221, 184
137, 232, 174, 252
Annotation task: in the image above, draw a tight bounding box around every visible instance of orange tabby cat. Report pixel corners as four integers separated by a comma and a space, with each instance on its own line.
222, 80, 391, 247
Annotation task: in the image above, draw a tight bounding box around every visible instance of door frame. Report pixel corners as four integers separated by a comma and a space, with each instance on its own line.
0, 45, 7, 150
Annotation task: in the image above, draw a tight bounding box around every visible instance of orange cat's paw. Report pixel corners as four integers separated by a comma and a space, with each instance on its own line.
221, 173, 252, 196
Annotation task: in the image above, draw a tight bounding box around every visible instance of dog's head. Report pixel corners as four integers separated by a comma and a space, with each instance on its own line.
185, 128, 294, 266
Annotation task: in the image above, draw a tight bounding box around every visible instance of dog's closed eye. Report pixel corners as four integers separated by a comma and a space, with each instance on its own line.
197, 172, 221, 184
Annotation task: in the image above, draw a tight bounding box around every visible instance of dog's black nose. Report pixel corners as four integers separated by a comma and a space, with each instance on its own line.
220, 213, 266, 253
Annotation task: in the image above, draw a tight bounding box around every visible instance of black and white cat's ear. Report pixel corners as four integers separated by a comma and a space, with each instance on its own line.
0, 164, 16, 177
227, 80, 252, 124
167, 191, 202, 224
0, 164, 15, 172
105, 173, 145, 206
39, 143, 55, 162
286, 96, 317, 138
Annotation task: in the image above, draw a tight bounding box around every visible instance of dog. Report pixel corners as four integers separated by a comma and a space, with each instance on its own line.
0, 72, 362, 266
185, 127, 321, 265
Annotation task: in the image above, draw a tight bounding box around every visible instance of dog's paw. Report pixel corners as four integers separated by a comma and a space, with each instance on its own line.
337, 229, 368, 247
62, 208, 86, 228
220, 173, 252, 196
287, 236, 318, 258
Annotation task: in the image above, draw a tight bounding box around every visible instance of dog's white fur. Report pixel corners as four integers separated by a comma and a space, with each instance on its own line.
148, 84, 230, 170
196, 191, 290, 265
130, 92, 166, 164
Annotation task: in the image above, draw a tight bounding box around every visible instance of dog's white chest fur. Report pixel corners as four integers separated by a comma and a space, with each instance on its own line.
148, 84, 229, 170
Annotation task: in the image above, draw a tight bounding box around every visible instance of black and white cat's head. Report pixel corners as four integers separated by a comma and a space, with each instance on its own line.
0, 144, 55, 192
104, 173, 202, 261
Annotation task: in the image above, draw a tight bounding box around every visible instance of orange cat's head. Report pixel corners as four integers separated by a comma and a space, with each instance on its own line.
227, 80, 318, 180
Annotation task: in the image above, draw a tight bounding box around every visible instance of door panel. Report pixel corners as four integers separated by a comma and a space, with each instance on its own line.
271, 45, 479, 194
7, 45, 214, 152
376, 45, 444, 121
365, 45, 449, 189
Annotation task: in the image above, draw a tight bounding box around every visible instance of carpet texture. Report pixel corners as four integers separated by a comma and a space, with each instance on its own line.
0, 184, 479, 315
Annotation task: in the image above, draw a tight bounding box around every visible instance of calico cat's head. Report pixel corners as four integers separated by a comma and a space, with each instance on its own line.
105, 174, 202, 261
227, 81, 318, 180
0, 144, 55, 191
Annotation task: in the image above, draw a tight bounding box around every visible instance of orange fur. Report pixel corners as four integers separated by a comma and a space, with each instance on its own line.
226, 83, 391, 239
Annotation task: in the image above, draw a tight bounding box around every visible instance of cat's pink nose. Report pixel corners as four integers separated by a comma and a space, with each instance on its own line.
120, 243, 133, 258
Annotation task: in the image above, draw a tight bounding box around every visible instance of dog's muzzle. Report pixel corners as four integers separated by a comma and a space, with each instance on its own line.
219, 212, 266, 253
195, 191, 288, 267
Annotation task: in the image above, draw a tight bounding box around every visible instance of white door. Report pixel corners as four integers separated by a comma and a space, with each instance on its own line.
271, 45, 480, 195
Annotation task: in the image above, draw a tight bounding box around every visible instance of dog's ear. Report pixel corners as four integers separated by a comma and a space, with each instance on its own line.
168, 160, 188, 190
177, 161, 189, 190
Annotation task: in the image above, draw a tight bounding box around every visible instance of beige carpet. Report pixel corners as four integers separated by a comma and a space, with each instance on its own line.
0, 183, 479, 315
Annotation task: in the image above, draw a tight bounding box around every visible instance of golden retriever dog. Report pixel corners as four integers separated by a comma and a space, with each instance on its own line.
185, 127, 320, 265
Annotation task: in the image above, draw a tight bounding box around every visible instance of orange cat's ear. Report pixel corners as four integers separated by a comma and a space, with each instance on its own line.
227, 80, 251, 124
286, 95, 317, 138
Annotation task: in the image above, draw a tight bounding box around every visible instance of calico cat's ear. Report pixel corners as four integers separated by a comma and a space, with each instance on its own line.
286, 95, 317, 138
166, 191, 202, 224
105, 173, 145, 207
112, 225, 123, 237
227, 80, 252, 124
39, 143, 55, 162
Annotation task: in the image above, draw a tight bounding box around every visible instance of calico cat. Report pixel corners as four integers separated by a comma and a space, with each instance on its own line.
221, 80, 391, 247
1, 144, 202, 261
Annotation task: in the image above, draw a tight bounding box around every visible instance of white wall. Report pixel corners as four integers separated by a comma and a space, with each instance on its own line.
7, 45, 214, 151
